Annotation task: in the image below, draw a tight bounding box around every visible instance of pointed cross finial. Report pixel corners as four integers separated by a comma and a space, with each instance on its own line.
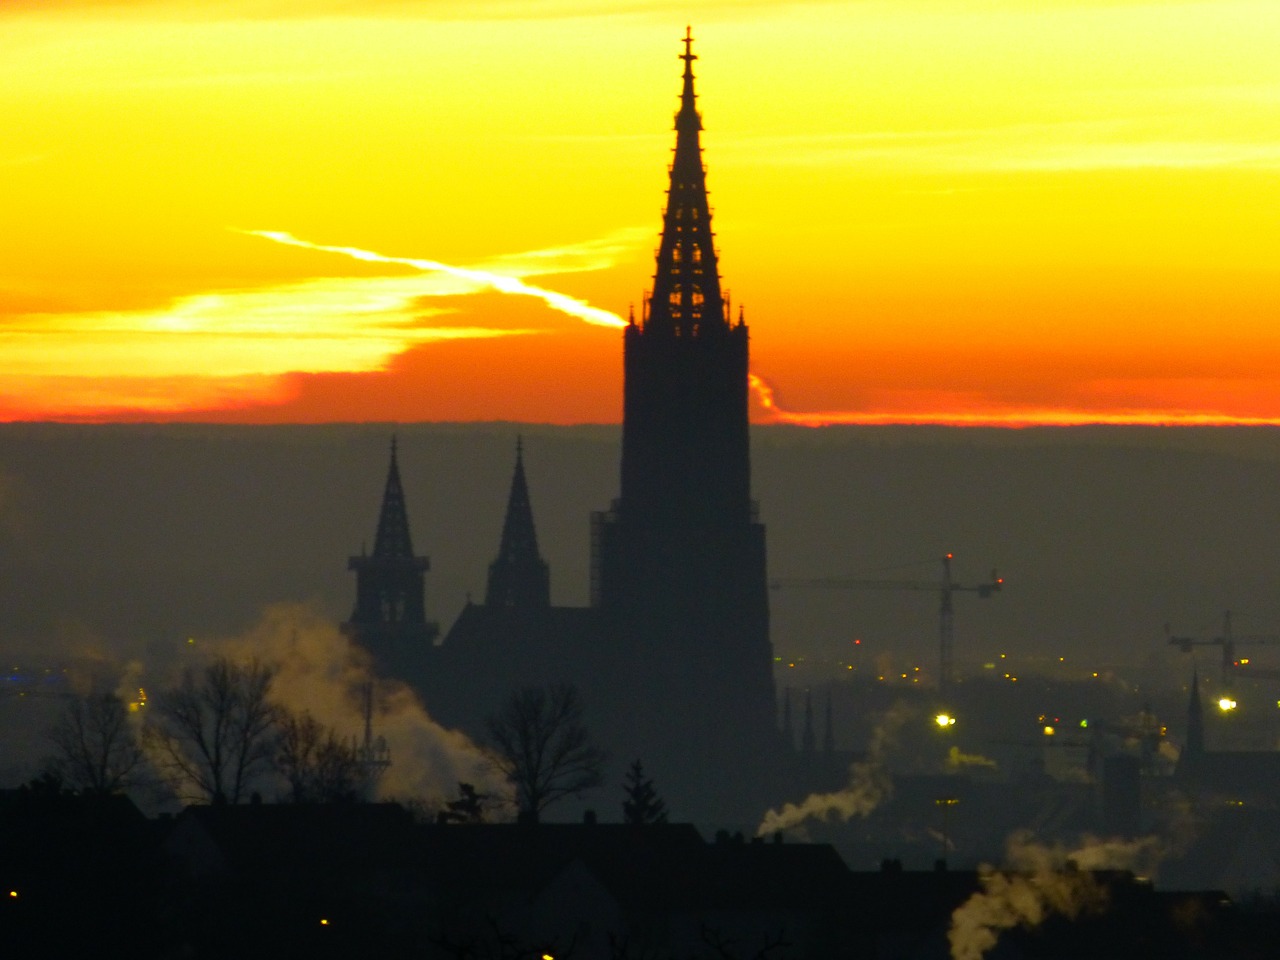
516, 434, 524, 462
390, 433, 398, 459
682, 26, 696, 64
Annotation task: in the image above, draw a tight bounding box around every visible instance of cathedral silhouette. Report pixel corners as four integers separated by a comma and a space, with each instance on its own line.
343, 31, 784, 822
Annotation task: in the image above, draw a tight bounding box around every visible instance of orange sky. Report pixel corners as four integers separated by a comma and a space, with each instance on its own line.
3, 0, 1280, 425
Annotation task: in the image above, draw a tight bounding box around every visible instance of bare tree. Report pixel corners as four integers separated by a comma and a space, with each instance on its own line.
144, 656, 280, 804
276, 709, 367, 803
484, 683, 605, 823
46, 691, 145, 795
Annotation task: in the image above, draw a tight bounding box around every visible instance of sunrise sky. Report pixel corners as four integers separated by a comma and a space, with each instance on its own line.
4, 0, 1280, 425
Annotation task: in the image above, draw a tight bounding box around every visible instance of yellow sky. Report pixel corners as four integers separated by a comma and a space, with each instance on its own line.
3, 0, 1279, 423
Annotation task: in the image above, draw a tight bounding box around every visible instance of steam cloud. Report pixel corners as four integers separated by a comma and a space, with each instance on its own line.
757, 702, 912, 836
945, 745, 997, 771
168, 603, 502, 805
947, 830, 1167, 960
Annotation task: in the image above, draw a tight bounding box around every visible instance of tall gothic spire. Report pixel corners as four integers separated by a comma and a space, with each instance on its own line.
372, 436, 415, 559
644, 27, 727, 338
486, 437, 551, 608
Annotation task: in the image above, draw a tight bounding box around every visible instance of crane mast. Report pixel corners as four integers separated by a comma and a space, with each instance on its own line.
772, 553, 1003, 691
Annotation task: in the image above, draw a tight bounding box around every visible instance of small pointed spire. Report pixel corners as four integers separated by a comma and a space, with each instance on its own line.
823, 690, 834, 756
801, 689, 816, 753
781, 687, 793, 748
1186, 665, 1204, 758
486, 438, 551, 608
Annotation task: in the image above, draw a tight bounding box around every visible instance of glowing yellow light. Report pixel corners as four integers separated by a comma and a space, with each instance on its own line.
1080, 719, 1089, 729
1218, 697, 1238, 712
320, 919, 329, 926
8, 890, 16, 898
935, 713, 956, 727
543, 955, 555, 960
1240, 658, 1250, 665
1044, 726, 1056, 736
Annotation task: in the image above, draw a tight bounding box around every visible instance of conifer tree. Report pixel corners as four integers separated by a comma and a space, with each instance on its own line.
622, 759, 668, 825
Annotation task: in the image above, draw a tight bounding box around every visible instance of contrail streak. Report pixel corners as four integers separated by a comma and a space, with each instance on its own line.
245, 230, 627, 330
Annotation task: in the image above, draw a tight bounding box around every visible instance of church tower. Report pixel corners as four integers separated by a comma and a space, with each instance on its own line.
591, 30, 777, 789
485, 438, 551, 609
344, 438, 438, 677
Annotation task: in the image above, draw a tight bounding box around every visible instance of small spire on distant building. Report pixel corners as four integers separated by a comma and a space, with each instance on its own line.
1185, 665, 1204, 760
823, 690, 834, 756
802, 689, 816, 754
781, 687, 793, 749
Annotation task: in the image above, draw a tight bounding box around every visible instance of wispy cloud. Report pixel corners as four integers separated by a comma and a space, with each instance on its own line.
730, 120, 1280, 173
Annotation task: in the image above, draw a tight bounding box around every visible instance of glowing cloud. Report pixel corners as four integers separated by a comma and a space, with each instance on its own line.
0, 227, 649, 420
748, 374, 1280, 428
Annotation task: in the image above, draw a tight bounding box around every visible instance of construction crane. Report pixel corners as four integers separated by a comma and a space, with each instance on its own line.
1166, 610, 1280, 683
771, 554, 1003, 690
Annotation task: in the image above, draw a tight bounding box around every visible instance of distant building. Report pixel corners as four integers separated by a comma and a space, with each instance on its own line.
1174, 667, 1280, 804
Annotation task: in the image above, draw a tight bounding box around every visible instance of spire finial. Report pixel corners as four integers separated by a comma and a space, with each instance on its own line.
516, 434, 523, 462
681, 25, 696, 65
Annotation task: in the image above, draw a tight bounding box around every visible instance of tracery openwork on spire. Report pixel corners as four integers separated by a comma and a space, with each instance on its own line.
643, 27, 729, 338
371, 435, 416, 559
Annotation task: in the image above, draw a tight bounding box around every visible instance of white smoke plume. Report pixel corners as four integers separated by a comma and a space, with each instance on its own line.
947, 830, 1167, 960
945, 745, 997, 772
757, 701, 912, 836
170, 603, 503, 806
